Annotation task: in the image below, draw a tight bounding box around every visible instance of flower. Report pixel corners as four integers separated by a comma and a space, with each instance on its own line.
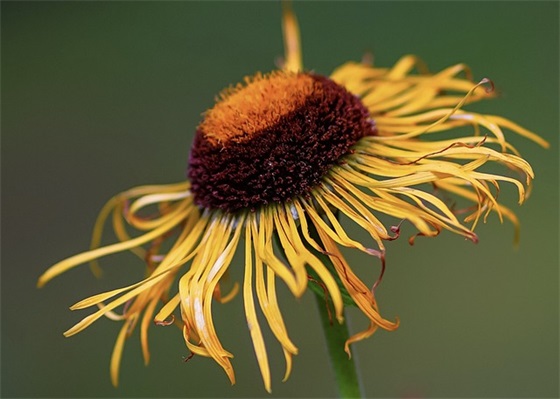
38, 3, 548, 393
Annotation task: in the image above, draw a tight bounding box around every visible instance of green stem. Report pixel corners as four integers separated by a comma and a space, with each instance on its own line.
273, 216, 363, 397
314, 292, 363, 399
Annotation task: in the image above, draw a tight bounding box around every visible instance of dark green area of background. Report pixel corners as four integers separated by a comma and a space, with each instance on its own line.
2, 1, 558, 398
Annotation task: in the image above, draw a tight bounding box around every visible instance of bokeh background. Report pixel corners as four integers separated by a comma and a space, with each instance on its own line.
2, 2, 558, 398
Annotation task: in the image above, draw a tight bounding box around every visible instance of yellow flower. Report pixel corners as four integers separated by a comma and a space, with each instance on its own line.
38, 3, 548, 393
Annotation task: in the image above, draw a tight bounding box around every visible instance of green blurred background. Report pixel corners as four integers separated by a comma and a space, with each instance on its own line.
2, 1, 558, 398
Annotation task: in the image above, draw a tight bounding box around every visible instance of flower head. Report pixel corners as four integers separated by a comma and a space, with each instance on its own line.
38, 4, 548, 393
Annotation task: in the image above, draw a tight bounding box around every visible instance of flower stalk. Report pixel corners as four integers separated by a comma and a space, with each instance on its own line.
305, 212, 363, 398
314, 292, 363, 399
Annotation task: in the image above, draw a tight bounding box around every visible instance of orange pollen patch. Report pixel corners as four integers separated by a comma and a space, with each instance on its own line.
199, 71, 316, 146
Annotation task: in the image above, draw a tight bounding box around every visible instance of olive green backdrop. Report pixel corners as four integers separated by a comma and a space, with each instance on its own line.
2, 1, 558, 398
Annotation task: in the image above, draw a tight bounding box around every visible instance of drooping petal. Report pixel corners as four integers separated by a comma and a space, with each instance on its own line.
244, 221, 272, 393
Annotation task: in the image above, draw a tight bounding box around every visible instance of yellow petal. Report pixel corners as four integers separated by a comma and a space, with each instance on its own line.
110, 318, 133, 387
281, 1, 302, 73
244, 225, 271, 393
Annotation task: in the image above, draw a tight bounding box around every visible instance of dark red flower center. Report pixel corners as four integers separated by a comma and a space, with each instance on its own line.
188, 71, 376, 212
